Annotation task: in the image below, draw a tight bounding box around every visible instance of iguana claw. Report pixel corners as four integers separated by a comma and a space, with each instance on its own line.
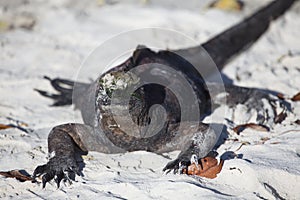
33, 155, 79, 188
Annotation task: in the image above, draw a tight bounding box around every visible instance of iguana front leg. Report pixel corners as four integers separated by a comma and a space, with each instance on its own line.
163, 123, 219, 174
33, 124, 88, 188
33, 124, 100, 187
33, 123, 129, 188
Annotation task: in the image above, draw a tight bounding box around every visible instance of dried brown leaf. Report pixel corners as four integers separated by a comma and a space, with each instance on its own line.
183, 157, 224, 179
209, 0, 244, 11
233, 123, 269, 134
274, 110, 287, 124
270, 142, 280, 145
235, 142, 250, 151
277, 93, 285, 100
261, 137, 270, 142
0, 124, 13, 130
0, 170, 33, 182
291, 92, 300, 101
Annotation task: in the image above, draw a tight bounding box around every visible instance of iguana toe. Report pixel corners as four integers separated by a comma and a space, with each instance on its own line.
163, 158, 190, 175
33, 155, 79, 188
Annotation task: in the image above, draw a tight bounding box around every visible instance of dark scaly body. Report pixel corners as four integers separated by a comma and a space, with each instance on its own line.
33, 0, 296, 187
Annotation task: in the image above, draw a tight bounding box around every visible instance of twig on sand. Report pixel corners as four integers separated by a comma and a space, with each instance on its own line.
263, 183, 286, 200
26, 189, 47, 200
0, 117, 34, 133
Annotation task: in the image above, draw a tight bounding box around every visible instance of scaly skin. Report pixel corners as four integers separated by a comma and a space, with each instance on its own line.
34, 0, 296, 187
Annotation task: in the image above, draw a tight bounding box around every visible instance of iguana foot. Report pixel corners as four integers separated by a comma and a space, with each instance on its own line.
209, 83, 289, 126
163, 151, 218, 174
33, 155, 79, 188
163, 157, 189, 174
227, 88, 288, 126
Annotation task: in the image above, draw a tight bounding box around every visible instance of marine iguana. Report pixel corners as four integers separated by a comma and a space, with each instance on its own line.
33, 0, 296, 188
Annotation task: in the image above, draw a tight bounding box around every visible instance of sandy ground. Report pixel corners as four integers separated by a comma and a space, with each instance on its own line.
0, 0, 300, 199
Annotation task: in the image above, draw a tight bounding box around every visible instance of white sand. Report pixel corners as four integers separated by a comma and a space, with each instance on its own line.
0, 0, 300, 199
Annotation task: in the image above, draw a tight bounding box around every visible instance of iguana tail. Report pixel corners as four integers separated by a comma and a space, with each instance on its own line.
175, 0, 297, 76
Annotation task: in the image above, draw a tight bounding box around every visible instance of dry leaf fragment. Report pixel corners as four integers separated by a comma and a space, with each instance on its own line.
0, 170, 33, 182
277, 93, 285, 100
0, 20, 12, 31
261, 137, 270, 142
233, 123, 269, 135
0, 124, 13, 130
274, 110, 287, 124
209, 0, 244, 11
276, 91, 300, 101
182, 157, 224, 179
0, 119, 32, 133
235, 142, 250, 151
295, 119, 300, 125
291, 92, 300, 101
270, 142, 280, 144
